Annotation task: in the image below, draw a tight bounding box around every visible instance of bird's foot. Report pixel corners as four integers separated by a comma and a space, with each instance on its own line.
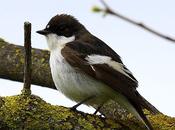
70, 96, 95, 111
93, 104, 103, 115
70, 105, 79, 112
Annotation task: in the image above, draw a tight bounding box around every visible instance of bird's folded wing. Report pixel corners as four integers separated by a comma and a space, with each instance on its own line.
61, 40, 138, 100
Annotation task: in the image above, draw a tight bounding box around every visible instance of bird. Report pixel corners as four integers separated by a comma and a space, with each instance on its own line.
37, 14, 157, 130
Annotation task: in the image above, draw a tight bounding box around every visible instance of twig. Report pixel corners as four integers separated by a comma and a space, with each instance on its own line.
98, 0, 175, 43
22, 22, 32, 95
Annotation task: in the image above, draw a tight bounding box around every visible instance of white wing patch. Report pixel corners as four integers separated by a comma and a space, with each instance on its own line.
85, 54, 136, 82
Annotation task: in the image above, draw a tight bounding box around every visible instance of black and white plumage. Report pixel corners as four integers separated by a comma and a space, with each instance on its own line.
37, 14, 157, 130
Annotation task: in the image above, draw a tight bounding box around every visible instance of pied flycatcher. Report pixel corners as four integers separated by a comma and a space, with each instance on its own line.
37, 14, 156, 130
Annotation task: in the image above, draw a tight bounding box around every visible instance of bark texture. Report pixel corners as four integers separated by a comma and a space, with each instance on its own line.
0, 38, 56, 89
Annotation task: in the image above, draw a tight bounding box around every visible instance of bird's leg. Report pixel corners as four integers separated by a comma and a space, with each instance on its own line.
71, 96, 95, 111
93, 105, 103, 115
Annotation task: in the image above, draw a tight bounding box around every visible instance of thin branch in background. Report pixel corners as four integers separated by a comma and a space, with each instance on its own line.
22, 22, 32, 95
93, 0, 175, 43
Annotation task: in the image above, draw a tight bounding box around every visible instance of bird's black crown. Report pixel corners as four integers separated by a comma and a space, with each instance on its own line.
44, 14, 85, 37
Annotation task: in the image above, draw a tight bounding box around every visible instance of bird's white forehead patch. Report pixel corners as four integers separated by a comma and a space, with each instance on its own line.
85, 54, 136, 81
46, 24, 50, 29
46, 34, 75, 50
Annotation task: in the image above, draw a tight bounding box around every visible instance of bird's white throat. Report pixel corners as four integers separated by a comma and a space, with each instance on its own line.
46, 34, 75, 50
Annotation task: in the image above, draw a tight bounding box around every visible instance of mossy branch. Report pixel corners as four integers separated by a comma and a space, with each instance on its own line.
0, 95, 174, 130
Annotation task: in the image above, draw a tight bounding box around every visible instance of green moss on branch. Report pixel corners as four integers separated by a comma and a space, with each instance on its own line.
0, 95, 174, 130
0, 95, 123, 130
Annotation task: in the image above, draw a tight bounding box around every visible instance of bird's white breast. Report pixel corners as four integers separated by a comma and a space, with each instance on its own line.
50, 49, 114, 103
47, 34, 113, 104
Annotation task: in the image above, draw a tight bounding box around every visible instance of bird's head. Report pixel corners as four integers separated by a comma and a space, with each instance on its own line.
37, 14, 85, 37
37, 14, 86, 50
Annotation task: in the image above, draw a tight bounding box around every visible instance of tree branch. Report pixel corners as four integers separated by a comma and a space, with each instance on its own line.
0, 38, 56, 89
0, 94, 174, 130
92, 0, 175, 43
22, 22, 32, 95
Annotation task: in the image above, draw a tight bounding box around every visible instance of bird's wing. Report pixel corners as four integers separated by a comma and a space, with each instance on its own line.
61, 39, 138, 100
61, 39, 155, 130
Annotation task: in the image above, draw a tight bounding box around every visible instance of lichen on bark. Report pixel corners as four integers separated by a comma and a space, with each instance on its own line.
0, 38, 56, 89
0, 95, 175, 130
0, 95, 123, 130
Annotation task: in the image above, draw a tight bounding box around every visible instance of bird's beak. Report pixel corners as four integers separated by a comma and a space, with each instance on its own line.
36, 29, 50, 35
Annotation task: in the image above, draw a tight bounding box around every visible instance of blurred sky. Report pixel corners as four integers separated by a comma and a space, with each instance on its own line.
0, 0, 175, 116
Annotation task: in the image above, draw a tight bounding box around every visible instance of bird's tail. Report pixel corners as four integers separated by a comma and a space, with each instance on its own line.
132, 102, 154, 130
113, 92, 155, 130
124, 91, 158, 130
129, 91, 161, 130
136, 91, 160, 114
